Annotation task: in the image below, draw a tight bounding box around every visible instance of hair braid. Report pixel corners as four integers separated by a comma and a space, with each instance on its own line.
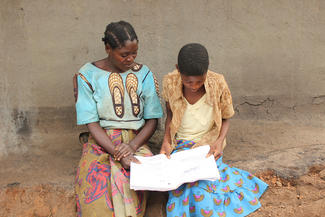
102, 21, 138, 49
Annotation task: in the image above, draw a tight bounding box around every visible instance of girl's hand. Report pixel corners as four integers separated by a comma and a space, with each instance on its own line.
206, 140, 223, 160
120, 155, 140, 169
160, 141, 172, 159
114, 143, 136, 161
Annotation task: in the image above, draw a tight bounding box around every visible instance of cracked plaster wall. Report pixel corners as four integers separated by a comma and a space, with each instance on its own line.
1, 0, 325, 156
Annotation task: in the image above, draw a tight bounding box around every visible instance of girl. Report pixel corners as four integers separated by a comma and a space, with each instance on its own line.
74, 21, 163, 217
160, 43, 268, 217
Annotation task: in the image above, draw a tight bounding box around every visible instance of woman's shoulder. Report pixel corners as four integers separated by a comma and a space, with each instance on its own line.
131, 62, 147, 73
79, 62, 109, 82
132, 63, 158, 83
78, 62, 99, 76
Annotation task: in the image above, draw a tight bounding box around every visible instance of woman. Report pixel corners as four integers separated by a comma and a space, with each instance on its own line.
74, 21, 163, 217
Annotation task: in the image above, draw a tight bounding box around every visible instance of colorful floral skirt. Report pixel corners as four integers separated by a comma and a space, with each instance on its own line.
75, 129, 153, 217
166, 140, 268, 217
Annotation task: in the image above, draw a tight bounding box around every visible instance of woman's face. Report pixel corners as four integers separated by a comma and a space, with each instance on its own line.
106, 40, 138, 73
180, 73, 207, 93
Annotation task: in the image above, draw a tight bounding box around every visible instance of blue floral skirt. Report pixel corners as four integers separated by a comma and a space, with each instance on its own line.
166, 140, 268, 217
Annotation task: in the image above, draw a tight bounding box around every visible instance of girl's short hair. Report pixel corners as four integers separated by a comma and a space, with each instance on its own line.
178, 43, 209, 76
102, 21, 138, 49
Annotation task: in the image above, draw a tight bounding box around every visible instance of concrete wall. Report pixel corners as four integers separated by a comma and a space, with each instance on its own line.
1, 0, 325, 156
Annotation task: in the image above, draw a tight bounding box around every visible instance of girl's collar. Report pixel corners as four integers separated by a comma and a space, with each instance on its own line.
173, 70, 214, 106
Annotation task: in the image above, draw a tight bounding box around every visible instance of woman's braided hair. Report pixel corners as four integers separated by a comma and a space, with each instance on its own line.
102, 21, 138, 49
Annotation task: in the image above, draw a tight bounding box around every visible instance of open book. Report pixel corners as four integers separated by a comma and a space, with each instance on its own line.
130, 145, 220, 191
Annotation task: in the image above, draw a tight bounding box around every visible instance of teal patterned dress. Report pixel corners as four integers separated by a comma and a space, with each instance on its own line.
166, 140, 268, 217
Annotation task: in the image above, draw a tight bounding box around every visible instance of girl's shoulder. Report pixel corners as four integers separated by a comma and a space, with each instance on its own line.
163, 69, 179, 79
206, 70, 228, 88
205, 71, 232, 104
162, 70, 180, 86
207, 70, 225, 81
162, 70, 182, 101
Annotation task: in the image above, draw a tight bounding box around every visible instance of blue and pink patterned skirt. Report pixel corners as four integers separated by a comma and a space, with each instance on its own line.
75, 129, 153, 217
166, 140, 268, 217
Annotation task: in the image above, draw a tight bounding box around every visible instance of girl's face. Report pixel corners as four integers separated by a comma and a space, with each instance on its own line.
106, 40, 138, 73
180, 73, 207, 93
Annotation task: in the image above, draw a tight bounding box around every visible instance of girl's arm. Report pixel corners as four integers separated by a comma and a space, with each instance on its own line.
206, 118, 230, 159
86, 122, 116, 155
160, 102, 173, 158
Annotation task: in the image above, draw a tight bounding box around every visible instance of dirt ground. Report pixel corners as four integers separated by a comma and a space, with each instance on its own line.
252, 166, 325, 217
0, 117, 325, 217
1, 167, 324, 217
145, 167, 325, 217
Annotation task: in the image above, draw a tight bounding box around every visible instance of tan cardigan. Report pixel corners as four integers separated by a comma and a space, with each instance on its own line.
162, 70, 235, 151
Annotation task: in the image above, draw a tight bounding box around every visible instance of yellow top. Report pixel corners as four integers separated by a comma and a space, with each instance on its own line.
176, 94, 214, 142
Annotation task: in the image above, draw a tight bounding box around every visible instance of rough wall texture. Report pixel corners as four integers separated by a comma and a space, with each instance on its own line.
1, 0, 325, 156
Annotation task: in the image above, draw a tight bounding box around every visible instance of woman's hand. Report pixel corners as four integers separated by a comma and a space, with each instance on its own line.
114, 143, 136, 161
206, 140, 223, 160
160, 141, 172, 159
120, 155, 140, 169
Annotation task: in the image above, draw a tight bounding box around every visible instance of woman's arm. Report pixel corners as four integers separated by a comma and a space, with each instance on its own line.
160, 102, 173, 158
206, 118, 230, 159
114, 118, 158, 161
114, 119, 158, 168
129, 118, 158, 150
86, 122, 115, 155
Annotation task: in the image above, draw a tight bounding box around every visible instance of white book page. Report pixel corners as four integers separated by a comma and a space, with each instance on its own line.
130, 154, 177, 191
130, 145, 220, 191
